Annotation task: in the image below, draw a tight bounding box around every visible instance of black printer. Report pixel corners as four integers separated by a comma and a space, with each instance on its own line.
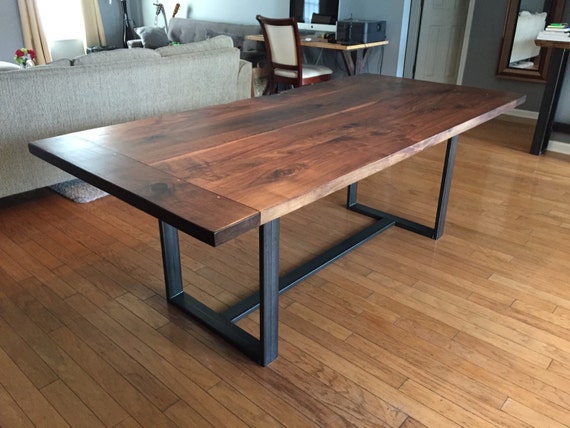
336, 20, 386, 45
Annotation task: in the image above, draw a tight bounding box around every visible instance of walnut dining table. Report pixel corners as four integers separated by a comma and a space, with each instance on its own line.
29, 74, 524, 366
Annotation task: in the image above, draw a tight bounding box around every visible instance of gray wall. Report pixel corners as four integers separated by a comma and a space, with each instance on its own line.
556, 6, 570, 122
342, 0, 411, 77
463, 0, 569, 123
0, 0, 24, 62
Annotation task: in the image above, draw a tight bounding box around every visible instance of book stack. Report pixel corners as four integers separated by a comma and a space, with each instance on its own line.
537, 23, 570, 41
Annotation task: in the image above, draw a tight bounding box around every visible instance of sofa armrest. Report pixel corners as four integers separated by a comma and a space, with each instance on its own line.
237, 59, 252, 101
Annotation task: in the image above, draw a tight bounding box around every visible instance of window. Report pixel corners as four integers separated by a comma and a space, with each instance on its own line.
304, 0, 320, 21
37, 0, 86, 45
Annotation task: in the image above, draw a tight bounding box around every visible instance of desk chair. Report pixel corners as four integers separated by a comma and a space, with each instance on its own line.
256, 15, 333, 94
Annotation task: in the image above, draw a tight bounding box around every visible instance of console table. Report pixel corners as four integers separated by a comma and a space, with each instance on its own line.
29, 75, 524, 365
530, 38, 570, 155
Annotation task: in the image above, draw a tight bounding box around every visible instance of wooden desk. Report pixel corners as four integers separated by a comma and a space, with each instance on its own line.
246, 33, 389, 75
530, 38, 570, 155
29, 75, 524, 365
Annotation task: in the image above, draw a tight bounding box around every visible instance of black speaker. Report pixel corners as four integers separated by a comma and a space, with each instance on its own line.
336, 20, 386, 45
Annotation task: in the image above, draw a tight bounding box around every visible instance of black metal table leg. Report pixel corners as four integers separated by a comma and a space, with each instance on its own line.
347, 183, 358, 207
433, 135, 458, 239
259, 219, 279, 365
530, 48, 569, 155
160, 220, 183, 300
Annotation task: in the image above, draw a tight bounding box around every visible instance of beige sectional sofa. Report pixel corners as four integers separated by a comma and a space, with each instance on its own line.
0, 36, 251, 199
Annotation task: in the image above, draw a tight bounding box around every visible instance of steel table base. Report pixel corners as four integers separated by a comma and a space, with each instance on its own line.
160, 136, 458, 365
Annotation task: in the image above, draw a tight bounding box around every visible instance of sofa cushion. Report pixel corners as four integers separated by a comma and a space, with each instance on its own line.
156, 35, 234, 57
206, 29, 244, 50
135, 26, 170, 49
45, 58, 72, 67
73, 48, 160, 66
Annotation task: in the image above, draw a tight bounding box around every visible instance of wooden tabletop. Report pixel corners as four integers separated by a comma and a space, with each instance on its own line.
245, 33, 389, 51
535, 38, 570, 50
30, 75, 525, 246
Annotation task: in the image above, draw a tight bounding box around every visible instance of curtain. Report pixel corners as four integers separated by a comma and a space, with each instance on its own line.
81, 0, 107, 47
17, 0, 51, 65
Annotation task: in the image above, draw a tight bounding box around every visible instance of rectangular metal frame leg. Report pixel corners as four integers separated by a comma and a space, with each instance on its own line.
158, 219, 280, 366
347, 136, 459, 239
156, 136, 459, 365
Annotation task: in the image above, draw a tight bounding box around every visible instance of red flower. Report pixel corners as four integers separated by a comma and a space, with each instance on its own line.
14, 48, 36, 66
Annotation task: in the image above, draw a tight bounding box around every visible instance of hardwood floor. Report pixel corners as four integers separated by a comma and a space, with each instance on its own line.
1, 117, 569, 427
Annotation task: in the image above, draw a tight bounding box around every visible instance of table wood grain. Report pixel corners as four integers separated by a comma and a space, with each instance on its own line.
30, 74, 525, 246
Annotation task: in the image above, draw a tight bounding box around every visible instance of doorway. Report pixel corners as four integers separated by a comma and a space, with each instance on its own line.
405, 0, 475, 84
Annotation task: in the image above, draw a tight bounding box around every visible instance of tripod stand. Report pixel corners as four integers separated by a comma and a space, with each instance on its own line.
121, 0, 135, 47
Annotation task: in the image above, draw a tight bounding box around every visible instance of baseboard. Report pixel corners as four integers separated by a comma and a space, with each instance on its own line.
547, 139, 570, 155
502, 109, 539, 120
500, 110, 570, 155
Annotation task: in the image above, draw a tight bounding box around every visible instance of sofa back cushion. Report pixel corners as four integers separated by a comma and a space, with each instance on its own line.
73, 48, 160, 66
168, 18, 261, 52
156, 35, 234, 57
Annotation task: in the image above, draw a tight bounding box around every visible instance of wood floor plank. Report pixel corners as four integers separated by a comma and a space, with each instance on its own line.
0, 290, 128, 426
156, 319, 318, 428
64, 294, 249, 427
40, 379, 105, 428
0, 379, 35, 427
208, 381, 284, 427
49, 326, 176, 427
501, 397, 569, 428
148, 296, 352, 427
0, 348, 69, 427
164, 399, 214, 427
0, 315, 58, 389
398, 379, 498, 427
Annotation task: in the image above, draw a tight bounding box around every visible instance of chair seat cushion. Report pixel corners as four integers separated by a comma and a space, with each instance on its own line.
275, 64, 332, 79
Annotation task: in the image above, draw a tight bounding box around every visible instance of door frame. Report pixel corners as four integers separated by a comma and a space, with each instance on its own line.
404, 0, 476, 84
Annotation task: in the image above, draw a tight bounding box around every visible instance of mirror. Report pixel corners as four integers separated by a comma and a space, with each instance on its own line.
497, 0, 564, 82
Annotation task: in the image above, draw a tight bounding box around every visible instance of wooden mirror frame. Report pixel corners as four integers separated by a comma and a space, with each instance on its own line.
497, 0, 564, 82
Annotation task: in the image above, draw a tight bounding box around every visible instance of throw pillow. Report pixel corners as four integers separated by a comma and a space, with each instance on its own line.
205, 29, 244, 50
135, 26, 170, 49
0, 61, 21, 71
